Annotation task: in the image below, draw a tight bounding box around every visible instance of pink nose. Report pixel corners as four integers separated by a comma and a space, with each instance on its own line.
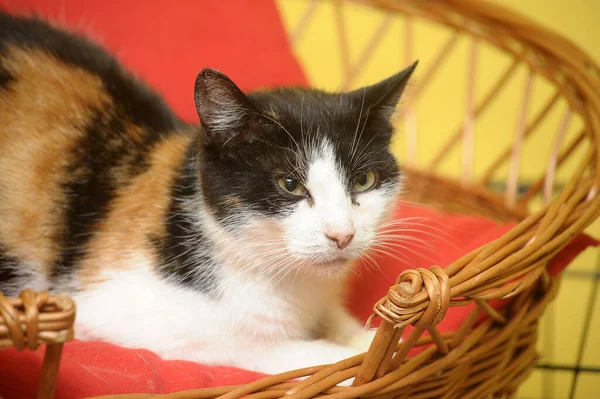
326, 232, 354, 249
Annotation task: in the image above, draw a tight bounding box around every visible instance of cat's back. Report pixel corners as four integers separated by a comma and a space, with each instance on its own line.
0, 11, 181, 137
0, 12, 188, 294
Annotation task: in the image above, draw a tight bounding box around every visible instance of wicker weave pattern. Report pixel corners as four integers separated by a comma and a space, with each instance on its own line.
0, 290, 75, 398
3, 0, 600, 398
0, 290, 75, 350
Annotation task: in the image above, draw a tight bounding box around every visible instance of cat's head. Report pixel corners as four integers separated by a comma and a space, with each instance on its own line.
193, 62, 417, 277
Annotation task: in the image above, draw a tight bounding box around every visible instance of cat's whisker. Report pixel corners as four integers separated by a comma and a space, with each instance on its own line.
220, 247, 290, 270
221, 248, 288, 277
211, 242, 288, 264
375, 235, 438, 251
349, 88, 366, 165
352, 142, 380, 169
377, 231, 459, 251
374, 239, 436, 254
380, 215, 437, 224
379, 217, 445, 228
272, 259, 304, 287
256, 112, 300, 153
300, 96, 305, 144
357, 252, 384, 276
221, 252, 293, 289
366, 247, 415, 266
377, 226, 446, 237
352, 128, 390, 172
368, 244, 415, 261
377, 224, 460, 250
370, 240, 441, 266
379, 219, 453, 235
262, 255, 300, 287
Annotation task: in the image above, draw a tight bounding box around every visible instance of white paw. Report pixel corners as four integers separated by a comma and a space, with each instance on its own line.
346, 328, 378, 352
296, 374, 354, 387
337, 377, 355, 387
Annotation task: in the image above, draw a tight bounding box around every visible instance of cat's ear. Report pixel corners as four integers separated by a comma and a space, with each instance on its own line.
350, 60, 418, 121
194, 68, 257, 143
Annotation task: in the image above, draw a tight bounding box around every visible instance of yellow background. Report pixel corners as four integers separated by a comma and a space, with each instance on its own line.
276, 1, 600, 397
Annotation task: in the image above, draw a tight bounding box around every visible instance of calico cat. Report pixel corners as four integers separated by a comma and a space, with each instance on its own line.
0, 12, 416, 375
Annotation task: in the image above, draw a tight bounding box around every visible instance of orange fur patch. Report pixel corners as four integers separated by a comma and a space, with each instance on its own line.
221, 195, 243, 209
76, 132, 194, 287
0, 45, 110, 271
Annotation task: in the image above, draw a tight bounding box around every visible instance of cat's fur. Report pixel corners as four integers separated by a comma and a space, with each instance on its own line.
0, 12, 416, 374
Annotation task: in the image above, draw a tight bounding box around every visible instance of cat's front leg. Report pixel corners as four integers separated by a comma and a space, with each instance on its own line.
323, 306, 377, 353
249, 339, 360, 377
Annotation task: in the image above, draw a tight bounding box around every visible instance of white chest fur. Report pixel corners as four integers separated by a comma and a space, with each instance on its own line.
73, 258, 347, 367
72, 137, 396, 374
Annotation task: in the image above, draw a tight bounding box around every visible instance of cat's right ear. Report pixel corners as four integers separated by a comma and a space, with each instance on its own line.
194, 69, 257, 144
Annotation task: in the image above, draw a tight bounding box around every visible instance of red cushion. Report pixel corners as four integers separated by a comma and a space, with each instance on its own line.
1, 204, 596, 398
1, 0, 308, 123
348, 204, 598, 346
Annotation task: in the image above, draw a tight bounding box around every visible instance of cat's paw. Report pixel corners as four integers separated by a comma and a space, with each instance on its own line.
296, 374, 355, 387
336, 377, 355, 387
346, 328, 378, 352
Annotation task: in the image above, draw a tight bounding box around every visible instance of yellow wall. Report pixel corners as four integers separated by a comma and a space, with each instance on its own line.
276, 0, 599, 182
276, 1, 600, 397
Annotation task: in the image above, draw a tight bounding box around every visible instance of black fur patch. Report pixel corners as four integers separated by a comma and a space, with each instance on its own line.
193, 64, 415, 223
152, 145, 219, 295
0, 11, 182, 134
0, 64, 12, 89
0, 245, 21, 295
197, 88, 402, 221
52, 108, 163, 280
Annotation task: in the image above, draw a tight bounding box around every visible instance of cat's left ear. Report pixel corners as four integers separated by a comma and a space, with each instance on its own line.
350, 60, 418, 121
194, 68, 258, 144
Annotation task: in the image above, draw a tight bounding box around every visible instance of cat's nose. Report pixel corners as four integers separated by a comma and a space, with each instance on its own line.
326, 230, 355, 249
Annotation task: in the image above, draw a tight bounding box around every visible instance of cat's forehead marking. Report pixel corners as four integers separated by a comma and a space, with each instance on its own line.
306, 139, 348, 200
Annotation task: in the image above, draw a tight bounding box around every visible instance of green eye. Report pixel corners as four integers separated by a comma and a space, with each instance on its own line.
352, 171, 377, 193
278, 177, 307, 196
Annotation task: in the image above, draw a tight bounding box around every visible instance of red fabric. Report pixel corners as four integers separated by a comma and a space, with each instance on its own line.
1, 0, 308, 123
347, 204, 598, 351
1, 204, 596, 398
0, 341, 266, 399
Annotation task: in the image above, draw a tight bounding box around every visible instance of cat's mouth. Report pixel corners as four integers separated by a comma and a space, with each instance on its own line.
290, 243, 365, 270
311, 254, 355, 268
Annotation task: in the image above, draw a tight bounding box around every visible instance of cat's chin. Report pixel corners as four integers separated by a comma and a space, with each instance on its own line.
307, 257, 356, 277
313, 257, 351, 267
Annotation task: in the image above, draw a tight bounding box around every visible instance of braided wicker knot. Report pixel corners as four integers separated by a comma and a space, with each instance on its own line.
0, 289, 48, 350
370, 267, 450, 329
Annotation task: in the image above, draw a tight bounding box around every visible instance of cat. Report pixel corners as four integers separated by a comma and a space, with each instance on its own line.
0, 11, 416, 375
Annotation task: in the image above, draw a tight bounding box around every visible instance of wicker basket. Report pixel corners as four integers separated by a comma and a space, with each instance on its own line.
0, 290, 75, 399
3, 0, 600, 398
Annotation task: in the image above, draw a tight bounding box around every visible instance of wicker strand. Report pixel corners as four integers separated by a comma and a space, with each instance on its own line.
544, 109, 573, 204
506, 69, 535, 207
290, 0, 319, 45
342, 14, 393, 89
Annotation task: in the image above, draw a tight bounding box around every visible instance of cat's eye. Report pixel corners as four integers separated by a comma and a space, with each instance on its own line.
278, 177, 307, 197
352, 171, 377, 193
